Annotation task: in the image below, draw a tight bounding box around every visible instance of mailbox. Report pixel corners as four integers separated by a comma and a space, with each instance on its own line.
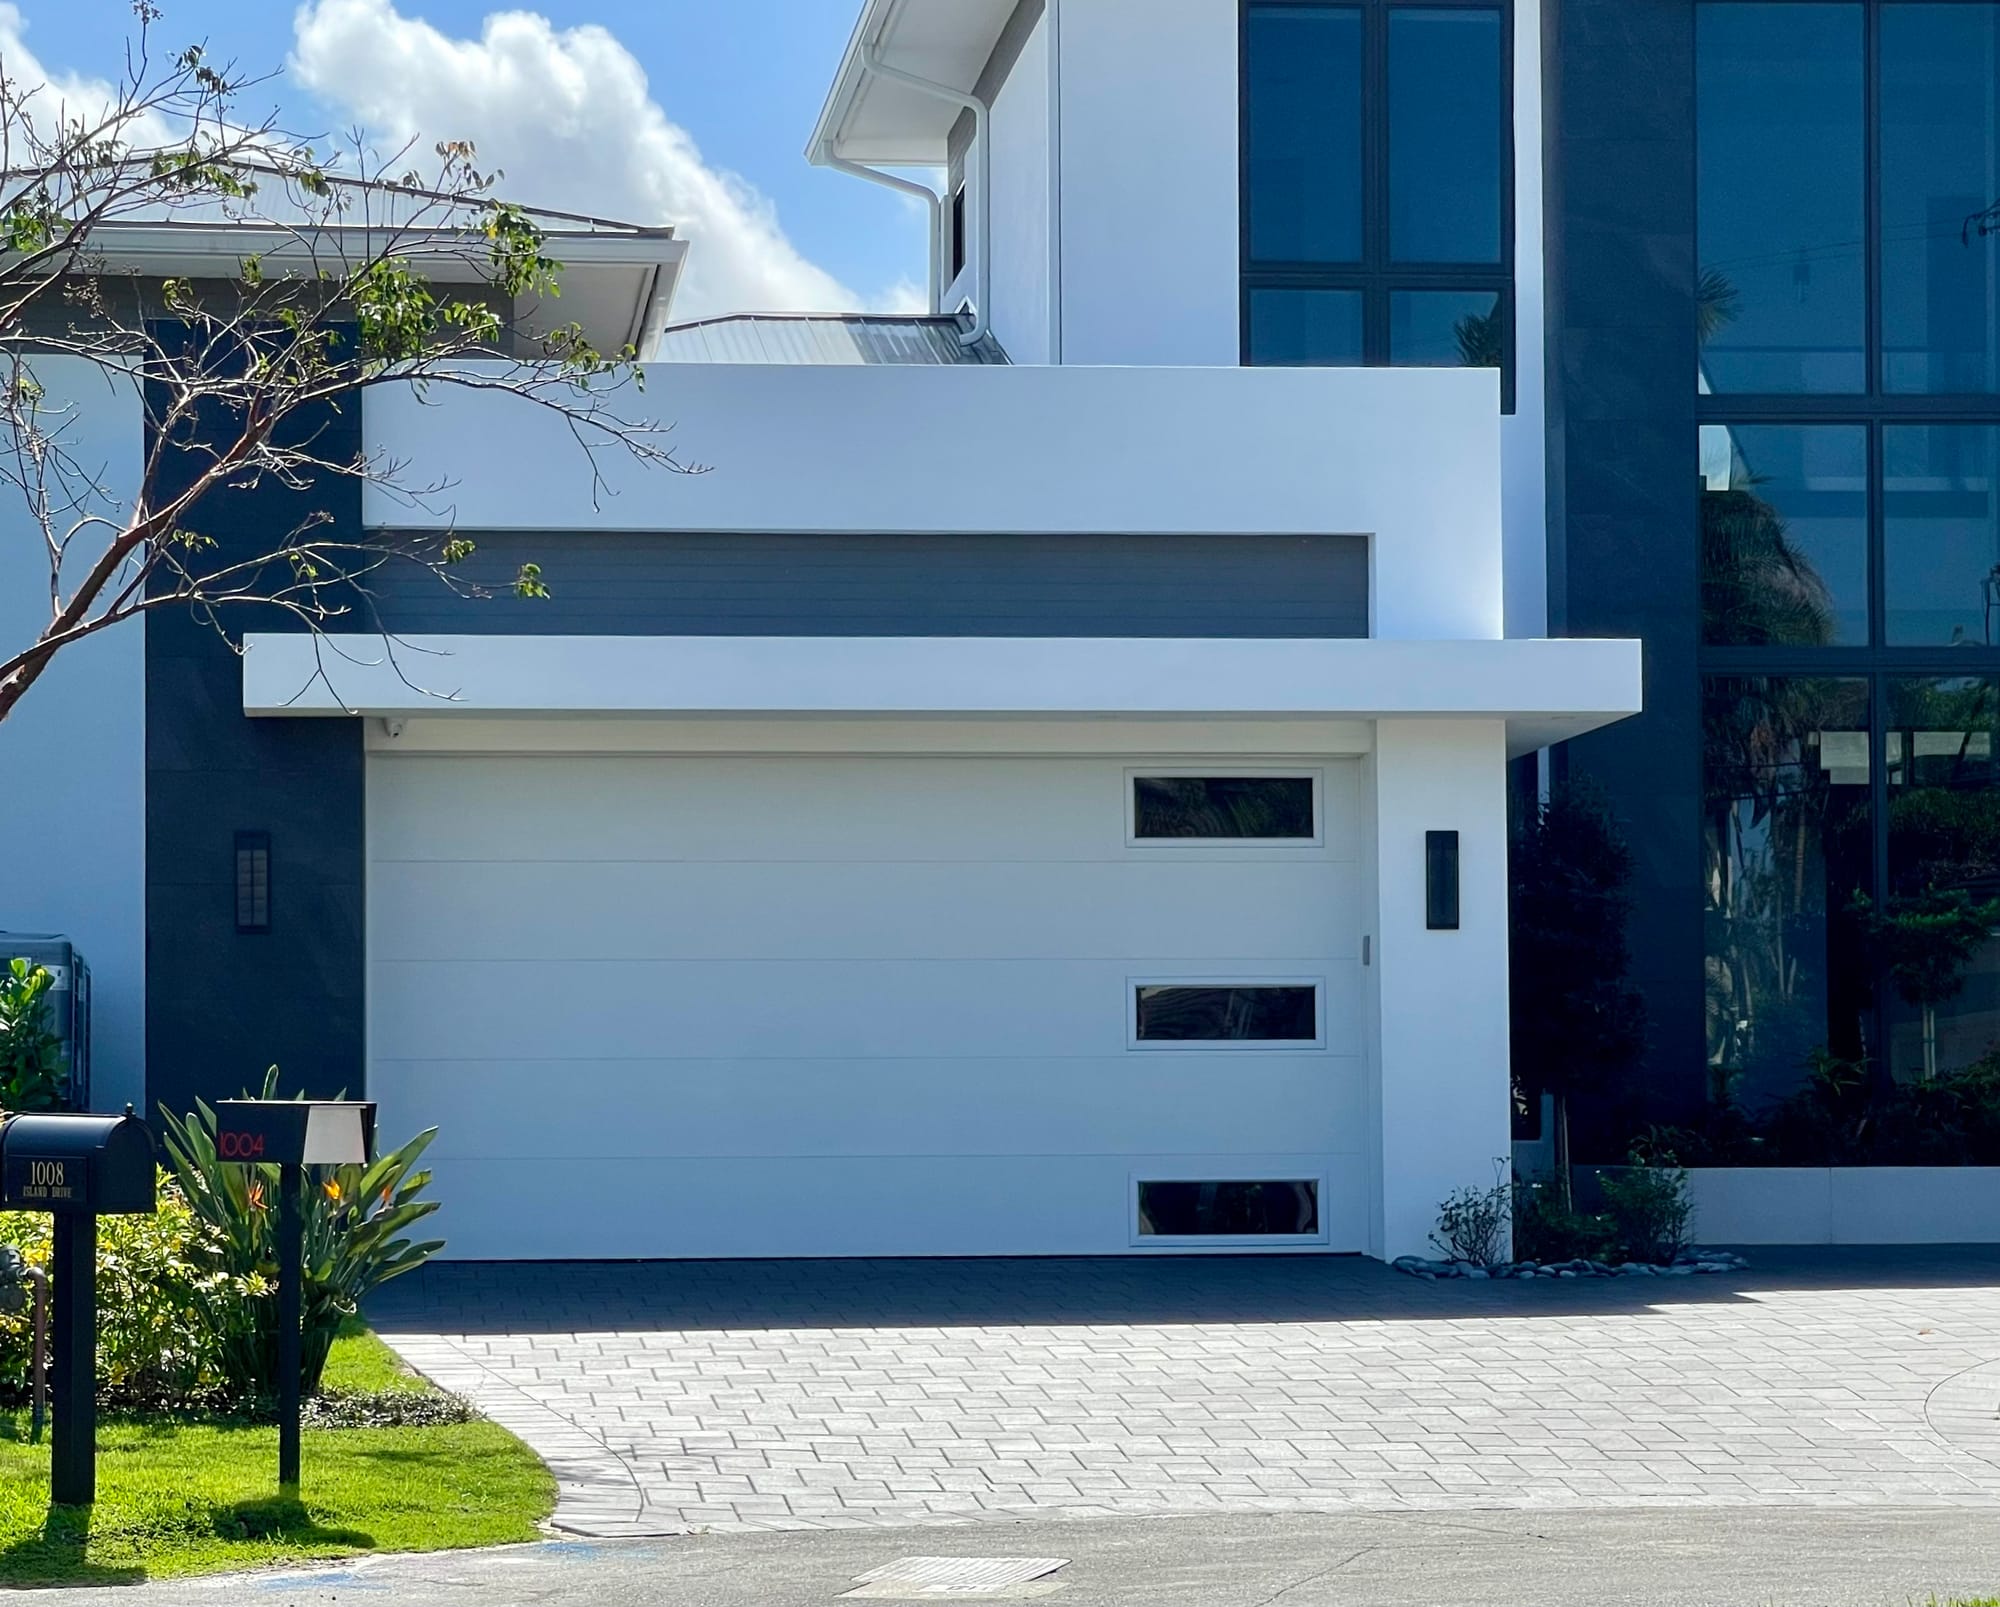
213, 1100, 376, 1166
0, 1112, 156, 1215
211, 1098, 376, 1490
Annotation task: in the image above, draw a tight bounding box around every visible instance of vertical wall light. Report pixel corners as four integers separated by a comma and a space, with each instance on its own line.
234, 832, 271, 933
1425, 830, 1460, 931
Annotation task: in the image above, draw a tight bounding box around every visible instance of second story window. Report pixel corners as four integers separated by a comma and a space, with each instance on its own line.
1240, 0, 1513, 405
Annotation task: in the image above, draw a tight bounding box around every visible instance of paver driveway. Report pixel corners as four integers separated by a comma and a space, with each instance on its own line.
367, 1250, 2000, 1537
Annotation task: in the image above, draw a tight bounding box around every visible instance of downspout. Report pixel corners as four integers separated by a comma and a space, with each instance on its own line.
860, 43, 992, 349
810, 145, 944, 315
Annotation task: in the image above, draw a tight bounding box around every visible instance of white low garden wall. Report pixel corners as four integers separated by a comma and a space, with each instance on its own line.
1687, 1168, 2000, 1245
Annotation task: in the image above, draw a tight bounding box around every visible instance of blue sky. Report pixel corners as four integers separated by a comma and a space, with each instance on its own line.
8, 0, 928, 317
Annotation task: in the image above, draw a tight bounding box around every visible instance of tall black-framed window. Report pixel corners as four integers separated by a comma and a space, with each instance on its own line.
1697, 0, 2000, 1097
1239, 0, 1515, 408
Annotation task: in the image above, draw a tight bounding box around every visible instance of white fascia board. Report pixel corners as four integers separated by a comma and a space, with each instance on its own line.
244, 634, 1641, 755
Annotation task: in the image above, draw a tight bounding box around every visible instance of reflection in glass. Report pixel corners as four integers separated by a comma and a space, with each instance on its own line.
1388, 9, 1503, 264
1696, 4, 1865, 393
1884, 425, 2000, 646
1135, 986, 1318, 1042
1881, 6, 2000, 393
1137, 1180, 1321, 1237
1884, 678, 2000, 1081
1133, 777, 1316, 840
1389, 290, 1504, 368
1246, 288, 1364, 366
1704, 678, 1873, 1109
1245, 4, 1364, 264
1699, 424, 1868, 645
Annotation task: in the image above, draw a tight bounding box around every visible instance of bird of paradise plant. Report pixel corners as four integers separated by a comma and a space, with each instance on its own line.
157, 1068, 444, 1398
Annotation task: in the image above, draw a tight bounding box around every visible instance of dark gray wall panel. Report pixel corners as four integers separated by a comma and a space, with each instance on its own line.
145, 368, 366, 1124
1546, 0, 1704, 1139
369, 532, 1370, 640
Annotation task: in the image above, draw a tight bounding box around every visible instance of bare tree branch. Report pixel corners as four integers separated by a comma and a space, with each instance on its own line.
0, 7, 697, 725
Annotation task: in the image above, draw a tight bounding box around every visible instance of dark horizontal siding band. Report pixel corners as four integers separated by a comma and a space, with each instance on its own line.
368, 531, 1369, 640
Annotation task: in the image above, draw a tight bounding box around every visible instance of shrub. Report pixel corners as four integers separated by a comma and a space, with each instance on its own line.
0, 958, 66, 1111
159, 1069, 444, 1398
0, 1174, 263, 1402
1512, 1176, 1615, 1263
1600, 1163, 1695, 1264
1432, 1178, 1510, 1267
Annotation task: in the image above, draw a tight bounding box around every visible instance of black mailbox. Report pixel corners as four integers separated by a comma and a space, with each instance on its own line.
0, 1112, 156, 1215
214, 1100, 376, 1166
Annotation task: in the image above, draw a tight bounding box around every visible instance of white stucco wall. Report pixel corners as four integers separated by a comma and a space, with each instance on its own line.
1054, 0, 1240, 365
987, 11, 1055, 363
0, 358, 145, 1113
1370, 719, 1514, 1261
367, 361, 1505, 642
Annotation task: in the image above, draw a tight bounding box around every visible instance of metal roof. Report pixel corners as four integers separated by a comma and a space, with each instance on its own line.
653, 313, 1009, 366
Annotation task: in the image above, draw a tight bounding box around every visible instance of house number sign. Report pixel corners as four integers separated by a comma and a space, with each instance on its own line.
3, 1155, 86, 1206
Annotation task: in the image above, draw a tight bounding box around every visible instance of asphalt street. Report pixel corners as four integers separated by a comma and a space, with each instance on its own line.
68, 1506, 2000, 1606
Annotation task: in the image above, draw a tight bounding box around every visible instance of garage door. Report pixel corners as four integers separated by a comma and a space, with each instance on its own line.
367, 751, 1365, 1258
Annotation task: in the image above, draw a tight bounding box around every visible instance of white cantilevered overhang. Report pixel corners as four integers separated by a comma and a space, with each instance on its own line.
242, 634, 1642, 759
810, 0, 1023, 167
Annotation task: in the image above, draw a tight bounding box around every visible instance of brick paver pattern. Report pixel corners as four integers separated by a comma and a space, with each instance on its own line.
367, 1252, 2000, 1537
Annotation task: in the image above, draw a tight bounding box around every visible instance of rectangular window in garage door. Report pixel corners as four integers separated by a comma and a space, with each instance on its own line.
1130, 982, 1325, 1048
1128, 771, 1323, 844
1133, 1178, 1330, 1245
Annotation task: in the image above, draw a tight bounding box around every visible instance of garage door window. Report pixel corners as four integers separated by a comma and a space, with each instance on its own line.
1136, 1179, 1322, 1238
1132, 983, 1322, 1046
1130, 774, 1318, 841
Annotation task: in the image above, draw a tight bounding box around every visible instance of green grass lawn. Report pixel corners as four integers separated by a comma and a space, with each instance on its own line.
0, 1325, 554, 1585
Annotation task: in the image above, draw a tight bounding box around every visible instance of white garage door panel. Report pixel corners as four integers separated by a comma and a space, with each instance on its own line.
370, 860, 1360, 962
423, 1153, 1363, 1260
368, 749, 1364, 1258
371, 755, 1360, 865
375, 1056, 1367, 1160
370, 957, 1364, 1062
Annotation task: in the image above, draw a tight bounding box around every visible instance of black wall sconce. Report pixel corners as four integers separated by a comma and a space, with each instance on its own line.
234, 832, 272, 933
1426, 830, 1460, 931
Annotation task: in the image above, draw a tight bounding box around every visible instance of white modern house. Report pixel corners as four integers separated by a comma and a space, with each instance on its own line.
3, 0, 1641, 1263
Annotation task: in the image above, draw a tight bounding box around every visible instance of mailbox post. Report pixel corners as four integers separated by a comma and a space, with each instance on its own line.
212, 1101, 374, 1487
0, 1111, 157, 1506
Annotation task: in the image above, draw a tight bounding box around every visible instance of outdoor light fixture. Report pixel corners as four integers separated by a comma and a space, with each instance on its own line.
234, 832, 271, 933
1426, 831, 1461, 931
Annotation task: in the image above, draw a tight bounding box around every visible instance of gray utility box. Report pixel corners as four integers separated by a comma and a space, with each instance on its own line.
0, 933, 91, 1111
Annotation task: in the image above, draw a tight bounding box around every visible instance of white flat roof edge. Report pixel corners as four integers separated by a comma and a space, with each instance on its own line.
243, 635, 1641, 756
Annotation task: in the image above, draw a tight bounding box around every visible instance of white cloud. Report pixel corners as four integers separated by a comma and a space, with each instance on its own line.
288, 0, 875, 320
0, 3, 175, 152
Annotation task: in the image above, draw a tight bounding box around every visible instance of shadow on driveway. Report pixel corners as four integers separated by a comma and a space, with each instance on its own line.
367, 1245, 2000, 1336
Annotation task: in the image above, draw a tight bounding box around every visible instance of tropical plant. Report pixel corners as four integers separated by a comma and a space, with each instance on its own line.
158, 1069, 443, 1397
1703, 677, 1874, 1105
1453, 303, 1504, 369
0, 958, 66, 1111
1697, 266, 1741, 347
1700, 477, 1838, 648
1510, 781, 1648, 1205
1853, 888, 2000, 1082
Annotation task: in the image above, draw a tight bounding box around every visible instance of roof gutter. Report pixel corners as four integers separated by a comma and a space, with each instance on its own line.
858, 42, 991, 350
809, 145, 943, 315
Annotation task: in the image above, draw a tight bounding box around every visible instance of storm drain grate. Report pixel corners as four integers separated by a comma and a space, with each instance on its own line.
838, 1556, 1070, 1599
